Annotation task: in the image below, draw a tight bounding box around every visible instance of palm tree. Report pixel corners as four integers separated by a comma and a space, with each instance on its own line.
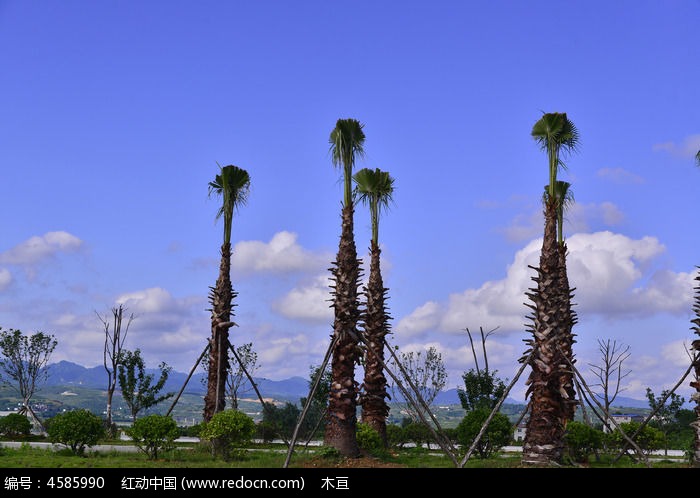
522, 112, 579, 466
203, 164, 250, 422
324, 118, 366, 457
353, 167, 395, 447
691, 151, 700, 466
551, 180, 579, 423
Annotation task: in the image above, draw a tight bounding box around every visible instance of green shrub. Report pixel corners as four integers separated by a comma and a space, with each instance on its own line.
46, 409, 106, 456
607, 421, 664, 455
564, 421, 603, 463
402, 422, 432, 448
199, 410, 256, 461
386, 423, 405, 448
456, 408, 512, 459
126, 414, 180, 460
0, 413, 32, 437
356, 422, 384, 456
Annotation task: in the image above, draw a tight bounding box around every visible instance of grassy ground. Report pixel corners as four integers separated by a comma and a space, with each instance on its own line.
0, 440, 691, 469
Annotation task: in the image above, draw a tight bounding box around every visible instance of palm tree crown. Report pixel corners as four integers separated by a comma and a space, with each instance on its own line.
531, 112, 579, 198
353, 167, 395, 244
208, 164, 251, 245
330, 119, 366, 208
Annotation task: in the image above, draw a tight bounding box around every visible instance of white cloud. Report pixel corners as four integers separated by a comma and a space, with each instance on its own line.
395, 301, 443, 338
0, 269, 12, 290
0, 231, 83, 266
272, 275, 334, 322
396, 231, 694, 338
653, 134, 700, 158
232, 231, 332, 275
565, 232, 692, 316
116, 287, 177, 314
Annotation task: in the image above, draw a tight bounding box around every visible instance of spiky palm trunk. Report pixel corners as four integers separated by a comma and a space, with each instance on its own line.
360, 242, 391, 446
324, 205, 362, 457
689, 268, 700, 466
557, 242, 579, 423
203, 242, 234, 422
521, 201, 570, 465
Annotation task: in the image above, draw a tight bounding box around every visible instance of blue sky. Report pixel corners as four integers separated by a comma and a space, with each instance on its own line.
1, 1, 699, 404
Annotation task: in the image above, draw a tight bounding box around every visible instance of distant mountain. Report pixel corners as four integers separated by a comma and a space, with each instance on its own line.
45, 361, 311, 402
45, 361, 656, 409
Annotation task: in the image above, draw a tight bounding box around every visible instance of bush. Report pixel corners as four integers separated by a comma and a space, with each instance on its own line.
386, 423, 405, 448
456, 408, 512, 459
0, 413, 32, 438
402, 422, 432, 448
564, 421, 603, 463
356, 423, 385, 456
46, 409, 106, 456
199, 410, 256, 461
607, 421, 664, 455
126, 414, 180, 460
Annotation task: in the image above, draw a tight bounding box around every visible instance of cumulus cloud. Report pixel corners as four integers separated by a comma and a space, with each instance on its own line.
272, 275, 334, 322
0, 269, 12, 291
0, 231, 83, 266
396, 231, 694, 339
232, 231, 332, 275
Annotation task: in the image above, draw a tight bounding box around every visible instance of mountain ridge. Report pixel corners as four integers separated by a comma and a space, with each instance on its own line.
43, 360, 656, 409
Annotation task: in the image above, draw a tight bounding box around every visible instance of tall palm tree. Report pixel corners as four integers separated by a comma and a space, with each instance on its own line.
203, 164, 250, 423
691, 151, 700, 466
551, 180, 579, 423
353, 167, 395, 447
522, 112, 579, 466
324, 118, 366, 457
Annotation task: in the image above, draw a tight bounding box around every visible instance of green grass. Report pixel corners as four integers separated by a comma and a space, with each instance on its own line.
0, 441, 692, 468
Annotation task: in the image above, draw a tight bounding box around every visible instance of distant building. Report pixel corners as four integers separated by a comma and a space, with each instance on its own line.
603, 413, 644, 433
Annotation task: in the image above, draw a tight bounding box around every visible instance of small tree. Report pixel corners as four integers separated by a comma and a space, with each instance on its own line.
226, 342, 258, 410
458, 326, 507, 412
646, 387, 685, 456
199, 409, 256, 461
46, 409, 106, 456
299, 364, 331, 439
388, 346, 446, 422
608, 421, 664, 456
97, 305, 135, 437
0, 327, 57, 431
564, 420, 603, 463
0, 413, 32, 438
261, 401, 301, 442
117, 348, 174, 423
455, 408, 512, 459
126, 414, 180, 460
588, 339, 631, 430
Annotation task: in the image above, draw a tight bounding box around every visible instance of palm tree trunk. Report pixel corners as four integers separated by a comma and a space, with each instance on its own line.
557, 241, 579, 424
689, 267, 700, 467
204, 242, 234, 422
360, 242, 390, 446
324, 205, 362, 457
522, 200, 568, 465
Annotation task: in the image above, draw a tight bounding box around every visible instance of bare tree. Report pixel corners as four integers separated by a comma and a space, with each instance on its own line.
388, 345, 446, 423
226, 342, 259, 410
97, 305, 135, 435
0, 328, 57, 432
588, 338, 631, 431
